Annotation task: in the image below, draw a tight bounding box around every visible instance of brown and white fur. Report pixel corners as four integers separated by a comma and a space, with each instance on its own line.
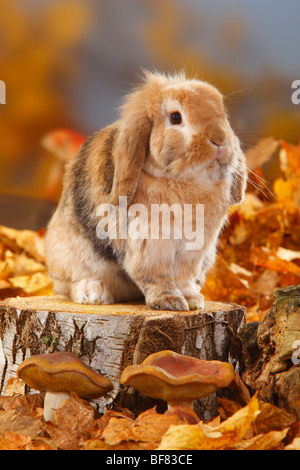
45, 71, 247, 311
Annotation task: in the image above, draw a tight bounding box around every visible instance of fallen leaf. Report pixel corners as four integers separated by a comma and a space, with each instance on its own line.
0, 225, 46, 263
254, 401, 296, 434
135, 407, 187, 443
217, 398, 243, 418
251, 246, 300, 275
285, 437, 300, 450
280, 140, 300, 178
83, 437, 150, 450
0, 431, 31, 450
276, 246, 300, 262
102, 407, 184, 449
1, 250, 46, 278
158, 395, 260, 450
235, 428, 289, 450
273, 177, 299, 203
207, 394, 260, 445
0, 409, 43, 439
44, 393, 95, 450
9, 271, 53, 294
233, 193, 264, 220
251, 269, 280, 297
202, 255, 250, 304
101, 417, 138, 446
4, 377, 25, 396
25, 437, 57, 450
0, 279, 11, 289
0, 393, 44, 413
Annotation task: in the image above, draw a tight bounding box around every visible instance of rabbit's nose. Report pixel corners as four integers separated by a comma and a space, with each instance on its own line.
206, 126, 227, 147
208, 137, 226, 147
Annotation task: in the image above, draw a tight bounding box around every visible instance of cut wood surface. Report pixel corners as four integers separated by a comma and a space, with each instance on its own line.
0, 295, 246, 419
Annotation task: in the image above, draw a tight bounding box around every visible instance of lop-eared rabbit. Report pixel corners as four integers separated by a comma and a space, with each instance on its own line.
46, 71, 247, 311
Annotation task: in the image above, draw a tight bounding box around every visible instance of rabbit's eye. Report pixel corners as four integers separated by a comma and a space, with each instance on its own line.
170, 112, 182, 125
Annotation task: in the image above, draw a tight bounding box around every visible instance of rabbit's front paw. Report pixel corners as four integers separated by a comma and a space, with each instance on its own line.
148, 292, 189, 311
71, 279, 114, 305
185, 293, 205, 310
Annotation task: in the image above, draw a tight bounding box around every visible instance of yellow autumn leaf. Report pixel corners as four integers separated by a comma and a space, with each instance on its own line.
232, 193, 264, 220
158, 395, 260, 450
285, 437, 300, 450
4, 377, 25, 397
207, 394, 260, 441
0, 225, 46, 263
273, 177, 299, 202
280, 140, 300, 177
9, 272, 53, 294
235, 428, 289, 450
1, 251, 46, 279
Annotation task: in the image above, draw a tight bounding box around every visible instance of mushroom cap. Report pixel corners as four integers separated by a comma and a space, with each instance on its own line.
17, 351, 113, 399
120, 350, 235, 403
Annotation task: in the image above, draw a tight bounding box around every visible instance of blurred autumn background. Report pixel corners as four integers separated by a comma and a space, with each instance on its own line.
0, 0, 300, 319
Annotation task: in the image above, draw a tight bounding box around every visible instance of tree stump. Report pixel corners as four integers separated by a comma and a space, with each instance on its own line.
240, 285, 300, 419
0, 295, 246, 420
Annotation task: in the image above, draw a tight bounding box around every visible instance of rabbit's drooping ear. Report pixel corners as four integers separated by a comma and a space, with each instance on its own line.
230, 152, 248, 205
109, 85, 153, 206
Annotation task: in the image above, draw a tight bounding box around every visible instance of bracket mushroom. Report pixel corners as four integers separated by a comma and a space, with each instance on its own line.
120, 350, 235, 421
17, 351, 113, 423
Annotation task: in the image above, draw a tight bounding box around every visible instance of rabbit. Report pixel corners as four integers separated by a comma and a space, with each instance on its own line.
45, 70, 247, 311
